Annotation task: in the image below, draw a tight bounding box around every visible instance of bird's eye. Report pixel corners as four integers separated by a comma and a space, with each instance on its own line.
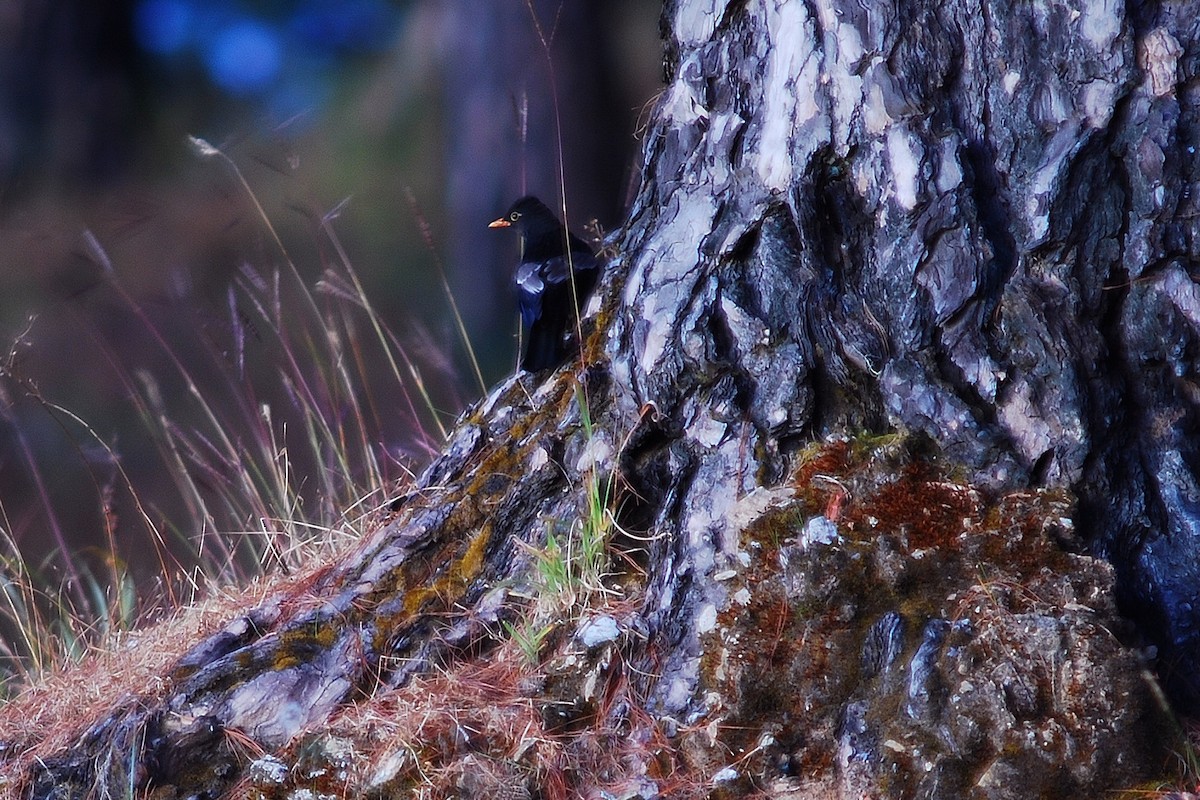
510, 211, 521, 221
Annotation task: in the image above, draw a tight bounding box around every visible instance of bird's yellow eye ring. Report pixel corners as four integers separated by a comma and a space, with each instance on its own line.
510, 211, 521, 221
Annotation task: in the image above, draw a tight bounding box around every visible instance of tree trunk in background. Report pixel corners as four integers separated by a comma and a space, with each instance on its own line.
439, 0, 653, 376
12, 0, 1200, 796
0, 0, 142, 198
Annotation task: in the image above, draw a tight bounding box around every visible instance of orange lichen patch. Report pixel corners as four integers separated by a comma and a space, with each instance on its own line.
347, 379, 597, 652
401, 522, 495, 616
358, 482, 521, 619
580, 301, 616, 367
271, 623, 342, 671
791, 439, 853, 510
843, 463, 981, 549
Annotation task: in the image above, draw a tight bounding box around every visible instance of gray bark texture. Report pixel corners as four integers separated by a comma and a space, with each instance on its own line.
8, 0, 1200, 797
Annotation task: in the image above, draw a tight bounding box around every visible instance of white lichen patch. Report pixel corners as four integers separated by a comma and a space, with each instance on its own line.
887, 126, 921, 210
935, 140, 962, 193
705, 111, 745, 189
997, 381, 1054, 466
1079, 0, 1121, 53
1081, 79, 1118, 129
863, 79, 894, 136
813, 0, 866, 143
576, 615, 621, 649
629, 196, 714, 374
799, 515, 840, 547
666, 672, 696, 710
529, 445, 548, 472
689, 407, 730, 449
1161, 265, 1200, 328
718, 294, 769, 359
247, 755, 289, 785
954, 350, 1003, 403
366, 751, 410, 791
1026, 122, 1083, 242
727, 486, 796, 531
674, 0, 724, 45
574, 434, 611, 474
661, 70, 707, 127
636, 290, 670, 370
713, 766, 741, 784
755, 0, 818, 191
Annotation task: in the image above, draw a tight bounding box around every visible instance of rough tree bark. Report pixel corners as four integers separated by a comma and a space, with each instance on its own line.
9, 0, 1200, 797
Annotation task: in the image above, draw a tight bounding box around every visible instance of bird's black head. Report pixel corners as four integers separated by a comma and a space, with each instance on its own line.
488, 195, 562, 241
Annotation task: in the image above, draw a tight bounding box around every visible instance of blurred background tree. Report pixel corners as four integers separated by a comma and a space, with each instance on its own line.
0, 1, 660, 590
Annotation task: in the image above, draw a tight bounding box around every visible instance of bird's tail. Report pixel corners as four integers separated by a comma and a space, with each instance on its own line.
521, 325, 564, 372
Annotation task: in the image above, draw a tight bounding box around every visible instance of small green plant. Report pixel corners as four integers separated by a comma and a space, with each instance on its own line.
529, 386, 616, 604
578, 384, 615, 559
502, 619, 554, 665
512, 384, 617, 646
522, 517, 608, 612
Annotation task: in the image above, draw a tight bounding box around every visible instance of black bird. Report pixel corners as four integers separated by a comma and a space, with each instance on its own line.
489, 195, 600, 372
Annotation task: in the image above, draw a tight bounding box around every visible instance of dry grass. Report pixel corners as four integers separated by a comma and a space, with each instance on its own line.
0, 540, 352, 789
0, 529, 398, 799
0, 136, 449, 698
319, 629, 678, 800
333, 643, 563, 796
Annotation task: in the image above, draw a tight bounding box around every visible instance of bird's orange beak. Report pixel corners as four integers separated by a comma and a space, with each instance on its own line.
488, 217, 511, 228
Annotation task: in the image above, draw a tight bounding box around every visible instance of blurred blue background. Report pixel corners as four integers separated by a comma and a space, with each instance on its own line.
133, 0, 395, 112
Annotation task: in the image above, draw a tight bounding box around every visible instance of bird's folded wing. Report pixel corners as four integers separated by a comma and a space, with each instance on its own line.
540, 252, 598, 285
515, 262, 545, 327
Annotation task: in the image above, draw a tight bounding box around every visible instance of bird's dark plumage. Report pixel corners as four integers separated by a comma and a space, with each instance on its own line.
489, 196, 600, 372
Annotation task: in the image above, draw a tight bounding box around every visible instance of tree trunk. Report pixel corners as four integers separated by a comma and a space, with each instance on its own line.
9, 0, 1200, 797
